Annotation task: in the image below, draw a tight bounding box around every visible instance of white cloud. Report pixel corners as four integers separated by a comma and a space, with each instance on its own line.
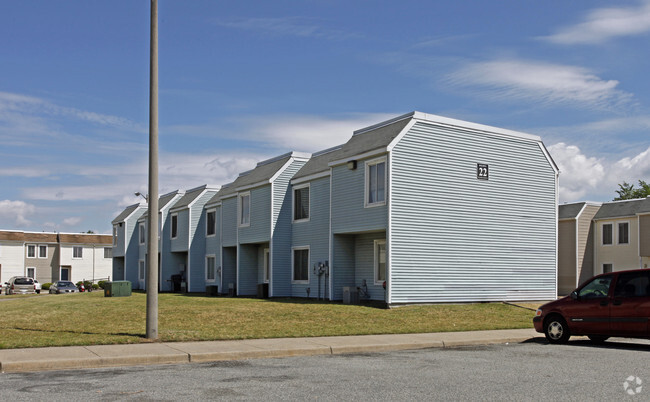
548, 142, 650, 202
543, 1, 650, 45
0, 200, 36, 227
214, 17, 358, 41
62, 217, 82, 226
447, 59, 632, 110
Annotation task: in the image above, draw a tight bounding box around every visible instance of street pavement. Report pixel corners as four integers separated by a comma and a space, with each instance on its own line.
0, 328, 541, 373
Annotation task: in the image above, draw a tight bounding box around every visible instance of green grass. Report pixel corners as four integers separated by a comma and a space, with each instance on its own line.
0, 292, 540, 349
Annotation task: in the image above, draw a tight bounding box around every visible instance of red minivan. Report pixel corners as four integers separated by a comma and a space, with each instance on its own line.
534, 269, 650, 343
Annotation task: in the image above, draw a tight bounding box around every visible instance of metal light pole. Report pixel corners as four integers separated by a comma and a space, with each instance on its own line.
146, 0, 159, 340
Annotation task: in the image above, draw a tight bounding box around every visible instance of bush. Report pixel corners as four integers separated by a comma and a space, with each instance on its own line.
92, 284, 100, 290
98, 280, 107, 289
41, 283, 52, 290
83, 280, 93, 289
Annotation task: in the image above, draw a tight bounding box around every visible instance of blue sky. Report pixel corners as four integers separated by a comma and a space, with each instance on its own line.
1, 0, 649, 234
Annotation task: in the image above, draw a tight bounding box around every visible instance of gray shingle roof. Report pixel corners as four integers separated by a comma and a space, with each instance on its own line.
593, 197, 650, 220
112, 204, 145, 224
559, 203, 586, 220
140, 190, 184, 219
334, 117, 411, 162
170, 185, 217, 211
293, 145, 345, 180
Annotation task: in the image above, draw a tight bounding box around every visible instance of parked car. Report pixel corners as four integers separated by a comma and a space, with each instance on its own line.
49, 281, 77, 294
4, 276, 37, 295
34, 279, 42, 294
534, 269, 650, 344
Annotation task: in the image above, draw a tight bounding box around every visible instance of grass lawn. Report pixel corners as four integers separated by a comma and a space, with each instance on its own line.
0, 292, 540, 349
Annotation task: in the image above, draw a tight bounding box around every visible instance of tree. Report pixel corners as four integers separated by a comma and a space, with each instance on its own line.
614, 180, 650, 200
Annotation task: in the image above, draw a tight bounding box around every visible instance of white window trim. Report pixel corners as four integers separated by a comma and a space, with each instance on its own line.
206, 209, 217, 237
72, 246, 83, 259
38, 244, 48, 259
239, 192, 251, 227
601, 222, 613, 246
292, 246, 310, 284
139, 222, 146, 245
263, 248, 270, 284
374, 239, 387, 285
113, 225, 118, 246
205, 255, 216, 282
292, 183, 310, 223
103, 247, 112, 259
26, 244, 36, 258
617, 220, 630, 245
171, 213, 179, 239
139, 259, 146, 280
364, 156, 387, 208
27, 267, 36, 279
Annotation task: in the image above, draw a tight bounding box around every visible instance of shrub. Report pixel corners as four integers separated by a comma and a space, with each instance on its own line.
41, 283, 52, 290
98, 280, 107, 289
92, 284, 100, 290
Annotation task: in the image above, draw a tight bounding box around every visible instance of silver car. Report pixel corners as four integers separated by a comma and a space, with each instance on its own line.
5, 276, 36, 295
49, 281, 77, 294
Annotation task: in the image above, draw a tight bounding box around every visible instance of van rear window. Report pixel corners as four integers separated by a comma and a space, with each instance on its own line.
15, 278, 34, 285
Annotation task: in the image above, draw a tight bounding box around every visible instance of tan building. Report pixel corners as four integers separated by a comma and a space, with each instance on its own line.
558, 197, 650, 295
0, 230, 113, 285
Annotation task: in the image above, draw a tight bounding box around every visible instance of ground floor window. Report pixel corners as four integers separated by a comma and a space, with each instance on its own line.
27, 267, 35, 279
374, 240, 386, 284
206, 255, 216, 282
603, 263, 613, 273
293, 247, 309, 283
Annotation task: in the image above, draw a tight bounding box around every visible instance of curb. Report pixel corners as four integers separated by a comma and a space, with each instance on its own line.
0, 329, 541, 373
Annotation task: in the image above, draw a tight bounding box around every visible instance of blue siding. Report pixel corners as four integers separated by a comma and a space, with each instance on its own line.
389, 121, 557, 303
332, 234, 355, 300
221, 197, 237, 247
170, 210, 189, 252
354, 233, 386, 301
291, 177, 331, 299
238, 244, 258, 296
205, 206, 221, 290
222, 247, 237, 294
331, 162, 387, 234
239, 185, 271, 244
188, 189, 218, 292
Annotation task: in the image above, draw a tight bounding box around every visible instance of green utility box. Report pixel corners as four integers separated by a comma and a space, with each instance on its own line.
104, 281, 132, 297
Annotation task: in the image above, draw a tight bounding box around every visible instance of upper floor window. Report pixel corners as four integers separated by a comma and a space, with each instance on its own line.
113, 225, 118, 246
38, 245, 47, 259
602, 223, 613, 245
139, 222, 146, 245
27, 244, 36, 258
365, 158, 386, 207
73, 246, 83, 259
618, 222, 629, 244
171, 213, 178, 239
239, 193, 250, 227
293, 184, 310, 222
104, 247, 112, 258
206, 210, 216, 236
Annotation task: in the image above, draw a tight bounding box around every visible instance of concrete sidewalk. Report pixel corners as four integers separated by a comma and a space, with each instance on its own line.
0, 328, 542, 373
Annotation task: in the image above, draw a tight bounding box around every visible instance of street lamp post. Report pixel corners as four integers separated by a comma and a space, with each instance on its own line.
146, 0, 159, 340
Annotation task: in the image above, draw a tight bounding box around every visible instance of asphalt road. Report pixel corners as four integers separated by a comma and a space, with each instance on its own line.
2, 338, 649, 401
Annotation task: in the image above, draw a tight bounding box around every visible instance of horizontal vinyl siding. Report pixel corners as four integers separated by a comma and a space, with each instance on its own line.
170, 210, 189, 252
331, 163, 387, 234
239, 244, 258, 296
239, 185, 271, 244
640, 215, 650, 257
221, 198, 237, 247
332, 234, 355, 300
355, 233, 386, 301
390, 122, 557, 303
291, 177, 330, 298
222, 247, 237, 294
188, 190, 218, 292
558, 221, 577, 295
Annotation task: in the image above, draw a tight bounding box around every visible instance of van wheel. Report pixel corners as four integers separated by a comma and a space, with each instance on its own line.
587, 335, 609, 344
544, 315, 570, 344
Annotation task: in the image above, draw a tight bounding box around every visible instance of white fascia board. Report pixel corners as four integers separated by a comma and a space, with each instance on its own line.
575, 203, 589, 221
204, 201, 222, 209
538, 143, 560, 175
291, 170, 330, 185
328, 147, 388, 167
269, 157, 297, 183
123, 203, 147, 222
386, 118, 417, 152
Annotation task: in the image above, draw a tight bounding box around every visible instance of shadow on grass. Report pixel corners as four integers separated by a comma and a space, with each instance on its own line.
10, 326, 145, 338
170, 292, 390, 309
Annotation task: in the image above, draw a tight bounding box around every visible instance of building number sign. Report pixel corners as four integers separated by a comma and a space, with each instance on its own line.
477, 163, 489, 180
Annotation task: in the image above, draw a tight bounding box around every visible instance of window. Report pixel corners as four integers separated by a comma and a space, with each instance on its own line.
293, 185, 310, 222
206, 255, 216, 282
366, 158, 386, 207
618, 222, 629, 244
206, 210, 216, 236
27, 267, 35, 279
374, 240, 386, 284
602, 223, 613, 245
104, 247, 112, 258
614, 271, 650, 298
139, 260, 145, 280
264, 249, 270, 283
239, 193, 250, 226
139, 222, 146, 245
73, 246, 83, 259
578, 275, 612, 299
38, 245, 47, 258
27, 244, 36, 258
292, 247, 309, 283
603, 263, 613, 274
171, 213, 178, 239
113, 225, 118, 246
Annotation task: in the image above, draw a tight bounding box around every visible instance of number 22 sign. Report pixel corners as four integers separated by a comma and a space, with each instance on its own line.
477, 164, 489, 180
